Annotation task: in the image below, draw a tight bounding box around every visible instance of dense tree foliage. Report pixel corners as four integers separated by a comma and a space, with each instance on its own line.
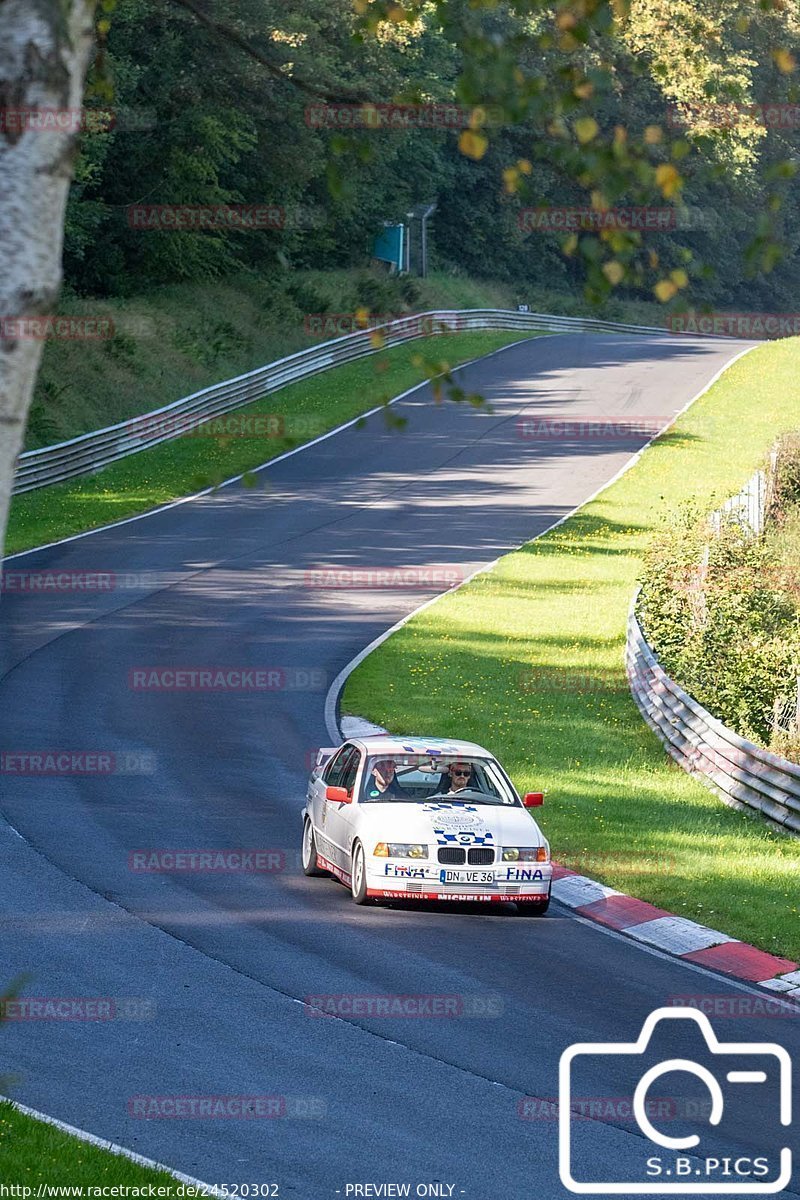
65, 0, 800, 311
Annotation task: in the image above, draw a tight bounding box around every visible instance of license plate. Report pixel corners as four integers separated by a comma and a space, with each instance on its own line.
441, 870, 494, 884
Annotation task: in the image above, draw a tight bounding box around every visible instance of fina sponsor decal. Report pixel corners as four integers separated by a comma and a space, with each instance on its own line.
501, 867, 544, 882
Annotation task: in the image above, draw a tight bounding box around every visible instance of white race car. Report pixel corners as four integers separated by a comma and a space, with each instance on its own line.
301, 734, 552, 913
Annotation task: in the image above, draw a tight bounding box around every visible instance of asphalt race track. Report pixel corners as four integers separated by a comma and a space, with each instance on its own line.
2, 332, 798, 1198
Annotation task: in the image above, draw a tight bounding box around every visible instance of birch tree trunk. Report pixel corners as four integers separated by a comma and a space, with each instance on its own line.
0, 0, 95, 561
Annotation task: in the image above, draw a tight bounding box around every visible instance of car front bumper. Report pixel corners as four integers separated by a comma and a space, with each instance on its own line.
365, 861, 552, 903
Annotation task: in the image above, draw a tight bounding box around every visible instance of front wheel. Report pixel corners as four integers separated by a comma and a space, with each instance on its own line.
517, 897, 550, 916
350, 842, 369, 905
301, 817, 325, 876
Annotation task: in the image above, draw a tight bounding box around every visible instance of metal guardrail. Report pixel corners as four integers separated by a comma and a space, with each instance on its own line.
714, 468, 769, 536
626, 599, 800, 837
14, 307, 700, 495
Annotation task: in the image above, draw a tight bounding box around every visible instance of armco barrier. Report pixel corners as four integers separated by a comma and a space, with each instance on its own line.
14, 308, 697, 495
626, 598, 800, 837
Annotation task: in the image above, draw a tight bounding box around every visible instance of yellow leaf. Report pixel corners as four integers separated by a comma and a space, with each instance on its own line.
574, 116, 599, 145
614, 124, 628, 145
655, 162, 682, 198
370, 330, 386, 349
503, 167, 519, 194
603, 261, 625, 286
557, 11, 577, 29
644, 125, 662, 144
649, 250, 659, 269
654, 279, 678, 302
574, 81, 594, 100
670, 268, 689, 289
355, 306, 370, 328
591, 189, 609, 211
470, 106, 487, 130
517, 158, 532, 175
459, 129, 488, 160
774, 48, 796, 74
563, 234, 579, 256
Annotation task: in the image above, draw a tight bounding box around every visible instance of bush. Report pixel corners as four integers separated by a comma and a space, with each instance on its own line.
768, 433, 800, 521
638, 505, 800, 749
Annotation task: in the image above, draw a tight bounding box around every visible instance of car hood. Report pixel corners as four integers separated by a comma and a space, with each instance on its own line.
356, 800, 546, 849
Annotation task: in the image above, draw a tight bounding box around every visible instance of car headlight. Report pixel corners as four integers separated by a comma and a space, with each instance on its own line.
502, 847, 549, 862
373, 842, 428, 859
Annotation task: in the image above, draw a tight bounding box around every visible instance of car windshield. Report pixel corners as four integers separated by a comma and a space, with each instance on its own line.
360, 753, 519, 805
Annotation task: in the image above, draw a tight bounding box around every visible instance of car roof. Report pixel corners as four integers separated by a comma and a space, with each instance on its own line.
349, 734, 493, 758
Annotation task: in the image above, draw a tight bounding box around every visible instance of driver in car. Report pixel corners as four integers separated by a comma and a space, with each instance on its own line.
443, 761, 474, 794
366, 758, 406, 800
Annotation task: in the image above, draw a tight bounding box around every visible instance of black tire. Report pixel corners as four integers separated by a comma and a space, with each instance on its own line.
517, 897, 550, 916
301, 817, 325, 877
350, 841, 369, 905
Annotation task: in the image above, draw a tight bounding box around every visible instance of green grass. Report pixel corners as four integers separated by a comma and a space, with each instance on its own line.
7, 331, 536, 556
344, 337, 800, 963
0, 1101, 201, 1191
26, 267, 670, 451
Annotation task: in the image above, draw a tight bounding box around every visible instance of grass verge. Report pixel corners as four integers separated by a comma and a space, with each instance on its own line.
343, 337, 800, 962
0, 1101, 199, 1191
28, 267, 669, 451
8, 331, 535, 556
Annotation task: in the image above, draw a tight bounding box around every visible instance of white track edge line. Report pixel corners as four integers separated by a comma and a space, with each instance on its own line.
5, 1098, 223, 1195
324, 342, 758, 743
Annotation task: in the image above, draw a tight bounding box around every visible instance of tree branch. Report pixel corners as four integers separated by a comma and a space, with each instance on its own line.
162, 0, 366, 104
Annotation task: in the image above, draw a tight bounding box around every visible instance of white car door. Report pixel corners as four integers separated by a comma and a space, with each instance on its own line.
324, 744, 363, 873
312, 743, 359, 872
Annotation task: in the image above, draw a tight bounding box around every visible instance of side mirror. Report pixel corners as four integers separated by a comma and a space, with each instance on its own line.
325, 785, 352, 804
523, 792, 544, 808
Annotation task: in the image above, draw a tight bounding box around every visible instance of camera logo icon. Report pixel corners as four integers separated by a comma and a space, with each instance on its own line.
559, 1007, 792, 1194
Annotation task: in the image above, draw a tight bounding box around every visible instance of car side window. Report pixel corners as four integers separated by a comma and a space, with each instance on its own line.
323, 745, 353, 787
339, 747, 362, 797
